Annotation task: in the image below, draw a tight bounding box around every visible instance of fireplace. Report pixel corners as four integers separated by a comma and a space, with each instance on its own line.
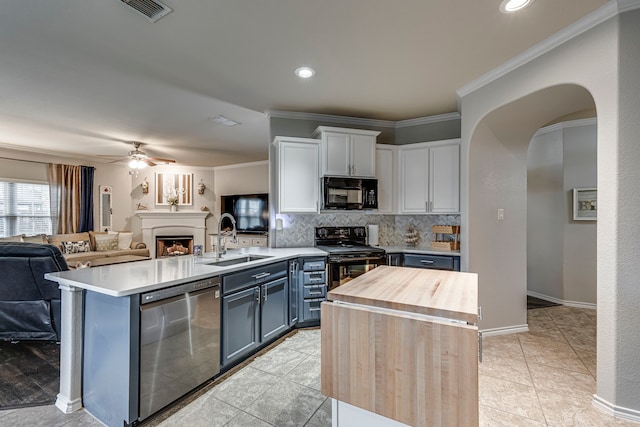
137, 211, 209, 258
156, 235, 194, 258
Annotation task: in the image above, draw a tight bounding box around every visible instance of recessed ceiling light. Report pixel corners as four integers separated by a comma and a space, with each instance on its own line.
209, 115, 240, 127
295, 66, 315, 79
499, 0, 534, 13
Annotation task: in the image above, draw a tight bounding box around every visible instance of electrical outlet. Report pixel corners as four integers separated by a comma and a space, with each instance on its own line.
497, 209, 505, 220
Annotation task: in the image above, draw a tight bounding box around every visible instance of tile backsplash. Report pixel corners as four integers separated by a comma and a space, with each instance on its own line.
273, 213, 460, 247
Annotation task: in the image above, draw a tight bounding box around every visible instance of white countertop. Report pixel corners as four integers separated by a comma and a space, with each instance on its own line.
378, 246, 461, 256
45, 247, 327, 297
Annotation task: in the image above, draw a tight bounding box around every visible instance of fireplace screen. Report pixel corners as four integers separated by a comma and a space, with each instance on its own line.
156, 236, 194, 258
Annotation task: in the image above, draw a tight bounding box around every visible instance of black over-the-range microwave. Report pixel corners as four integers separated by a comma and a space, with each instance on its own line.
322, 176, 378, 210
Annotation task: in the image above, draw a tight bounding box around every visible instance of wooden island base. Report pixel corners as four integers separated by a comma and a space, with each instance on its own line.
321, 266, 479, 427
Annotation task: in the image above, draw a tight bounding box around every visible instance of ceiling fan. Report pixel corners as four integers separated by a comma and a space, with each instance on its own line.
102, 141, 176, 169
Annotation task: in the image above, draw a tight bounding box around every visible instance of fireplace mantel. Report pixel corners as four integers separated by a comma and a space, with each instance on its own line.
136, 210, 210, 257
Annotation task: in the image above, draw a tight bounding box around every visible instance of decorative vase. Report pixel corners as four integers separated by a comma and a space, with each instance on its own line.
170, 205, 177, 212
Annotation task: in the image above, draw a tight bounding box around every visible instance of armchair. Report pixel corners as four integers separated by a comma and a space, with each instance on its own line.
0, 242, 69, 341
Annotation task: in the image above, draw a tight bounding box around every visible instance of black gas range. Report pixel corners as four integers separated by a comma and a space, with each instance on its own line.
315, 226, 386, 289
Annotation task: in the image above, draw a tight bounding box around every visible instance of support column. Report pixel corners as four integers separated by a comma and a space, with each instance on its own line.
55, 282, 84, 413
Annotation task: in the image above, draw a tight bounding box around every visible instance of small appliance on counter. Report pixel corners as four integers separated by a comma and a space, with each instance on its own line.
367, 224, 379, 246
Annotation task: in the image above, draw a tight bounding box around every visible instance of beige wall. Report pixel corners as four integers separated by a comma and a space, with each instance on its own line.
527, 120, 597, 306
461, 9, 640, 415
0, 147, 132, 234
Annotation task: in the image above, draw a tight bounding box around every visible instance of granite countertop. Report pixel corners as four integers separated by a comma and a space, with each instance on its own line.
46, 247, 327, 297
378, 245, 461, 256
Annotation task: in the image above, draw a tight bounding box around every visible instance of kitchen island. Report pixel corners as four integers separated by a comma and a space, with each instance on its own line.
45, 246, 327, 424
321, 265, 479, 427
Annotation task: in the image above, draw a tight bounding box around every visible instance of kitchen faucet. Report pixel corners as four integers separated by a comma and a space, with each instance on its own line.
216, 213, 237, 259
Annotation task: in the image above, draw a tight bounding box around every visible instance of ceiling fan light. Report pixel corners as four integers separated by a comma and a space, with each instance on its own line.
129, 159, 147, 169
500, 0, 534, 13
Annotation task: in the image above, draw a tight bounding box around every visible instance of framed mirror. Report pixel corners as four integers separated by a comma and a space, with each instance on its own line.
99, 185, 113, 231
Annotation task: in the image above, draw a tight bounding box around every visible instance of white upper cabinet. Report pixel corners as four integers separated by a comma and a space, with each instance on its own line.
272, 136, 320, 213
313, 126, 380, 178
375, 144, 395, 214
398, 139, 460, 214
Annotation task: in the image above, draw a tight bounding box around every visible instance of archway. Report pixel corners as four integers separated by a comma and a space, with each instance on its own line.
459, 7, 640, 419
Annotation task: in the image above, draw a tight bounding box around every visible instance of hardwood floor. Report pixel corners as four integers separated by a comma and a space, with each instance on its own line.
0, 341, 60, 409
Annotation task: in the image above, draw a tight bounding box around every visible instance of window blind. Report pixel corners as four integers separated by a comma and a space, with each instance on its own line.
0, 180, 52, 237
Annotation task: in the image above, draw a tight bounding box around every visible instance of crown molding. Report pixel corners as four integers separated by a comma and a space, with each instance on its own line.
395, 112, 461, 128
212, 160, 268, 171
456, 0, 640, 100
534, 117, 597, 136
266, 109, 461, 130
266, 110, 397, 129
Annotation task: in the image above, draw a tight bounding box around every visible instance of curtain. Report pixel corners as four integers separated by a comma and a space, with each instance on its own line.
48, 164, 88, 234
79, 166, 95, 232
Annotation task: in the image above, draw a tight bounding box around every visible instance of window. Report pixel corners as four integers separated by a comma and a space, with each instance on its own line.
0, 180, 52, 237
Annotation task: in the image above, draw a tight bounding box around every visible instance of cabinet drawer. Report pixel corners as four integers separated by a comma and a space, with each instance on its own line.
302, 298, 324, 321
251, 238, 267, 247
302, 270, 325, 285
303, 284, 327, 299
403, 254, 454, 270
237, 237, 252, 247
302, 259, 326, 271
222, 261, 288, 295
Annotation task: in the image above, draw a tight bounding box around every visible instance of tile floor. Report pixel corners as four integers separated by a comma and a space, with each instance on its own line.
1, 306, 636, 426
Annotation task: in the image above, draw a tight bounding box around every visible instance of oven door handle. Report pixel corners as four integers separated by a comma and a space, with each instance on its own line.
331, 256, 384, 262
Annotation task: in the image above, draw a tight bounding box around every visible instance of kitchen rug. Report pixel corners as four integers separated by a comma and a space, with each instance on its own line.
0, 340, 59, 409
527, 295, 560, 310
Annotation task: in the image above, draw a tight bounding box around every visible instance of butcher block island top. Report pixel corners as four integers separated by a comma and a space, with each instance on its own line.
326, 265, 478, 324
322, 266, 479, 427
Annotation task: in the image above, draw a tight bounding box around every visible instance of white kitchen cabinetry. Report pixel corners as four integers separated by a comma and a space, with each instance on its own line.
375, 144, 395, 214
210, 235, 267, 250
313, 126, 380, 178
398, 139, 460, 214
273, 137, 320, 213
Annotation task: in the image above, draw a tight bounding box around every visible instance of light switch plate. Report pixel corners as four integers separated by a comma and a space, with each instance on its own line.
497, 208, 505, 220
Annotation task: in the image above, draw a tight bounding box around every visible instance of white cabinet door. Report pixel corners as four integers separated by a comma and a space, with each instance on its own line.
323, 132, 351, 176
375, 145, 395, 213
399, 147, 429, 213
351, 134, 377, 177
275, 138, 320, 213
429, 143, 460, 213
314, 126, 380, 177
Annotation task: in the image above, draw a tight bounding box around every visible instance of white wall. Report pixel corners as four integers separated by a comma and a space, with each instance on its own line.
527, 120, 597, 306
563, 122, 597, 304
527, 127, 565, 301
460, 7, 640, 417
0, 148, 132, 234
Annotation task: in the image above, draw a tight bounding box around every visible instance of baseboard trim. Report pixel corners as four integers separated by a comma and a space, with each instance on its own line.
480, 324, 529, 337
527, 290, 597, 310
593, 394, 640, 423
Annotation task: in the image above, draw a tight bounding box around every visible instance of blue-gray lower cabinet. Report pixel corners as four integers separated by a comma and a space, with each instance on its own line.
221, 261, 289, 369
402, 253, 461, 271
298, 257, 327, 325
221, 286, 260, 368
288, 259, 300, 326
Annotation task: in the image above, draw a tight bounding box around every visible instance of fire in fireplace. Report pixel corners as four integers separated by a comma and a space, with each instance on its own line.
156, 235, 194, 258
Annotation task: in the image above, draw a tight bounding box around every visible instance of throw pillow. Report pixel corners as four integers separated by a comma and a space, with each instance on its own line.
117, 232, 133, 250
88, 231, 107, 251
94, 234, 119, 252
61, 240, 91, 254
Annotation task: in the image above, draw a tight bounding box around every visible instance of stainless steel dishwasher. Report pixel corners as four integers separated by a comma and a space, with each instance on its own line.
139, 277, 221, 421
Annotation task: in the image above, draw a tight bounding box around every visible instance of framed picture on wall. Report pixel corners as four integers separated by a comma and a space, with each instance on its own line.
155, 173, 193, 206
573, 188, 597, 221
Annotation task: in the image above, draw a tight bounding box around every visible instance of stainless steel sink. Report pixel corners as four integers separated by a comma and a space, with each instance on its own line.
205, 255, 272, 267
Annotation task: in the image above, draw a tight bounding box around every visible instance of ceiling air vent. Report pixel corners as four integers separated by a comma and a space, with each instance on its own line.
121, 0, 173, 23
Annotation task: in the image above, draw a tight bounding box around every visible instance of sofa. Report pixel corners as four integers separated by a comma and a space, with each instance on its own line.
1, 231, 150, 267
0, 242, 68, 341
